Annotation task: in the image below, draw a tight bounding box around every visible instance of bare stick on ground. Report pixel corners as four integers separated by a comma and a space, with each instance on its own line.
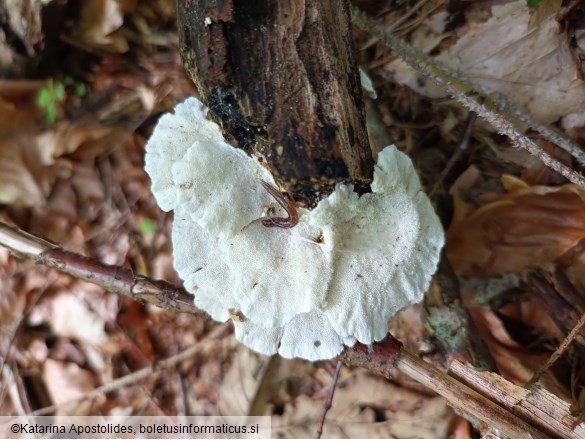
527, 312, 585, 386
23, 323, 232, 417
315, 361, 343, 439
0, 221, 204, 317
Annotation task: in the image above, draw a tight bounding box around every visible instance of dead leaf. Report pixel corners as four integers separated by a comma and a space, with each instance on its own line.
72, 0, 129, 53
273, 372, 452, 438
467, 306, 571, 400
217, 348, 274, 416
446, 172, 585, 276
0, 80, 48, 136
48, 292, 108, 346
0, 247, 26, 325
468, 307, 545, 384
564, 252, 585, 297
217, 348, 452, 437
117, 300, 154, 364
386, 0, 585, 125
0, 119, 135, 207
0, 138, 55, 206
0, 0, 42, 77
448, 416, 474, 439
43, 358, 98, 415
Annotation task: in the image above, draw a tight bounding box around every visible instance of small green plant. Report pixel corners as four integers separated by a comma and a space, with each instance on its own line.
137, 218, 156, 235
36, 76, 87, 125
63, 75, 87, 98
36, 79, 65, 124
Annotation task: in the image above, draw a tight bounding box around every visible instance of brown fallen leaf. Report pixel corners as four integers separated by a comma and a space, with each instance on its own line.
71, 0, 130, 53
0, 80, 48, 136
272, 371, 452, 438
446, 170, 585, 277
448, 416, 473, 439
468, 307, 550, 385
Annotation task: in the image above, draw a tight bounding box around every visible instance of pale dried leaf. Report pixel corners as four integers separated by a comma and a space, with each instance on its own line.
28, 290, 109, 347
272, 372, 452, 438
386, 0, 585, 124
0, 140, 49, 205
43, 359, 98, 415
72, 0, 129, 52
216, 348, 270, 416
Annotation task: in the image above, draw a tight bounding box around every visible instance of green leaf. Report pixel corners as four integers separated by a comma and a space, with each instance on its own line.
45, 105, 57, 124
527, 0, 542, 6
137, 218, 157, 234
54, 82, 65, 100
75, 82, 87, 97
36, 89, 51, 107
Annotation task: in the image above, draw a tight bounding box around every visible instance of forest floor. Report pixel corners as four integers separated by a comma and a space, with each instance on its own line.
1, 1, 585, 438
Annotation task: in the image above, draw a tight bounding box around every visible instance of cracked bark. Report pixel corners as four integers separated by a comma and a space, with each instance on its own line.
177, 0, 373, 204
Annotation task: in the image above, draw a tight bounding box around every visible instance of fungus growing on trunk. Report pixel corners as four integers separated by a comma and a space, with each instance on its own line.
145, 97, 444, 361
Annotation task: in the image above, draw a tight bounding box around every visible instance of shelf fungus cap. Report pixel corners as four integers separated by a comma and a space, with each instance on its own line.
145, 97, 444, 361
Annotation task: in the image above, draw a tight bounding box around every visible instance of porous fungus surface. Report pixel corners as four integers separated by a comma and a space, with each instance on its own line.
146, 97, 444, 361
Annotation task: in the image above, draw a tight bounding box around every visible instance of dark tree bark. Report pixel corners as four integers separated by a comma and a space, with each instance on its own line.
177, 0, 373, 203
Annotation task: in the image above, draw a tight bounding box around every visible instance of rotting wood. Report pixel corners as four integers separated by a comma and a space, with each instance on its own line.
450, 360, 585, 439
342, 341, 545, 439
529, 271, 585, 352
177, 0, 373, 203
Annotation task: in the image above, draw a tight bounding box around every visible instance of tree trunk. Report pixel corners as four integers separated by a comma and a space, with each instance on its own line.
177, 0, 373, 204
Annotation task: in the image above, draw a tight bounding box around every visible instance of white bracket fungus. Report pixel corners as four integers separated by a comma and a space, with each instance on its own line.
145, 97, 444, 361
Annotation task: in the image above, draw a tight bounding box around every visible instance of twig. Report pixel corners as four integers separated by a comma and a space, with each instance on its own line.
340, 337, 585, 438
24, 323, 232, 417
527, 312, 585, 386
315, 361, 343, 439
0, 221, 205, 317
431, 111, 477, 195
387, 0, 428, 33
350, 6, 585, 189
450, 360, 585, 438
557, 0, 582, 25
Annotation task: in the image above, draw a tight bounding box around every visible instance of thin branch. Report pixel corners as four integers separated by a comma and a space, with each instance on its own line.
0, 221, 205, 318
350, 6, 585, 189
341, 339, 585, 438
315, 361, 343, 439
527, 312, 585, 386
528, 272, 585, 384
431, 111, 477, 196
386, 0, 429, 33
450, 360, 585, 438
24, 323, 232, 417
